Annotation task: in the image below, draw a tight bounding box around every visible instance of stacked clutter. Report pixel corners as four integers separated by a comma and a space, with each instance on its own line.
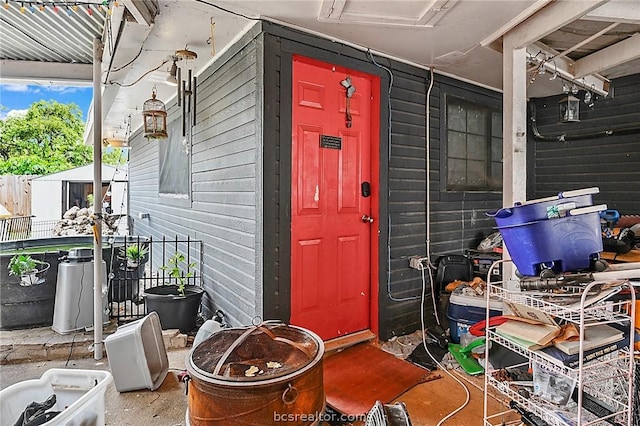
446, 283, 502, 344
484, 188, 640, 426
487, 187, 606, 277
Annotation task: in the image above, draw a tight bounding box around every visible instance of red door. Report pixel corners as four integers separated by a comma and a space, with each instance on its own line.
290, 56, 379, 340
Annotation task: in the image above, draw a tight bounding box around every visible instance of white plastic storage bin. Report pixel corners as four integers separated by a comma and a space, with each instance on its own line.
104, 311, 169, 392
0, 368, 111, 426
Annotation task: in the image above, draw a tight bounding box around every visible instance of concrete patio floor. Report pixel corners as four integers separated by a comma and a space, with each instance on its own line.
0, 326, 508, 425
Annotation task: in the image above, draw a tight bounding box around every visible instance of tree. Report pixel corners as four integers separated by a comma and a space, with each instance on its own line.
0, 100, 91, 174
102, 147, 129, 166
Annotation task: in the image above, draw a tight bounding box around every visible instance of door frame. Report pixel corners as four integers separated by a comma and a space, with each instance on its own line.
262, 42, 387, 338
289, 54, 381, 338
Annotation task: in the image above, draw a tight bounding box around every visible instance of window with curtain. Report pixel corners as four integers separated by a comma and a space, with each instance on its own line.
446, 96, 502, 191
159, 119, 191, 199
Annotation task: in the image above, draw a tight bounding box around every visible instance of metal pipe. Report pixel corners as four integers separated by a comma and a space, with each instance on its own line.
93, 37, 104, 360
529, 102, 640, 142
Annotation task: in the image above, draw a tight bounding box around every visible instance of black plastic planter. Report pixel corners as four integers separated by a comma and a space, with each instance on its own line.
109, 264, 144, 303
143, 285, 204, 332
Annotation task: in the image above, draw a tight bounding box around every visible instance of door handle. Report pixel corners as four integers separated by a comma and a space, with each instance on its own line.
361, 215, 374, 223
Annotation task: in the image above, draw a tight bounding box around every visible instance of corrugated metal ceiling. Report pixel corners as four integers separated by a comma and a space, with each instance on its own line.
0, 1, 107, 65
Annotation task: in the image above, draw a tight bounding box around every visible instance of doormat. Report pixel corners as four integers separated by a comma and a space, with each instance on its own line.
323, 343, 430, 416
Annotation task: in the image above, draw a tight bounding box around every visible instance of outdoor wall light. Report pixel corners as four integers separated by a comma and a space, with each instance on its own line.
559, 95, 580, 123
142, 87, 168, 139
102, 138, 128, 148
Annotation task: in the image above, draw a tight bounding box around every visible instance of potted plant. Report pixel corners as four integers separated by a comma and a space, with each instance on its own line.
122, 243, 149, 269
109, 243, 149, 303
8, 254, 50, 286
143, 252, 204, 332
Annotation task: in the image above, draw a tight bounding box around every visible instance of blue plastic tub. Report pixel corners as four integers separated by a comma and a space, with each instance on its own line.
487, 187, 598, 227
497, 206, 605, 276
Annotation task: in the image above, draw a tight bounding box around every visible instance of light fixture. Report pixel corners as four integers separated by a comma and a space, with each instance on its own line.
571, 83, 579, 95
166, 57, 178, 86
559, 95, 580, 123
583, 90, 592, 104
103, 138, 128, 148
562, 82, 569, 94
142, 87, 168, 139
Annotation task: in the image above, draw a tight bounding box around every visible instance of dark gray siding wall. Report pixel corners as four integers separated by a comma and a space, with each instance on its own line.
528, 73, 640, 214
128, 24, 264, 326
386, 75, 503, 338
260, 22, 503, 339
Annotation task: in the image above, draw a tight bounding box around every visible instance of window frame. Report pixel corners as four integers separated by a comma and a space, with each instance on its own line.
440, 89, 503, 194
158, 117, 192, 208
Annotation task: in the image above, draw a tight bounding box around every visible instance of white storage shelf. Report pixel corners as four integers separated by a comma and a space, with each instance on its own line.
483, 279, 635, 426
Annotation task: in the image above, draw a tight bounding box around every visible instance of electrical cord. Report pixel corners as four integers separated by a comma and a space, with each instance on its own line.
419, 65, 470, 425
193, 0, 261, 20
65, 262, 85, 364
110, 45, 144, 73
367, 49, 420, 302
107, 59, 168, 87
417, 262, 471, 426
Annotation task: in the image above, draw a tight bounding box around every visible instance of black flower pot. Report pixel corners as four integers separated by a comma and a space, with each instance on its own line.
143, 285, 204, 333
109, 264, 144, 303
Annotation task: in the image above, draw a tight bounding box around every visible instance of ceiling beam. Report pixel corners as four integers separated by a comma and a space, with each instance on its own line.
526, 43, 609, 96
0, 60, 92, 84
551, 22, 619, 62
481, 0, 552, 48
583, 1, 640, 24
120, 0, 158, 27
573, 33, 640, 78
505, 0, 610, 49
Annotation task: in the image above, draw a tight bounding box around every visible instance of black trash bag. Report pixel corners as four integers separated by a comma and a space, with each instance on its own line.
12, 394, 61, 426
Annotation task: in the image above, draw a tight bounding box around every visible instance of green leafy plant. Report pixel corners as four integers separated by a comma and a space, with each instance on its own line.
160, 252, 196, 297
121, 243, 148, 265
8, 254, 45, 277
8, 254, 49, 285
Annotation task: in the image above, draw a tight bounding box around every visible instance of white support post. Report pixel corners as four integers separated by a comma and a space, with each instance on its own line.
93, 37, 104, 360
501, 35, 528, 280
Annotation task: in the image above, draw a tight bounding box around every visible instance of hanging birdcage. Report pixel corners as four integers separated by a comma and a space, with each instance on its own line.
142, 88, 168, 139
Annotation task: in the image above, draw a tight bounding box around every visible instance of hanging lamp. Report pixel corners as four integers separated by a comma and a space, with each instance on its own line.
559, 95, 580, 123
142, 87, 168, 139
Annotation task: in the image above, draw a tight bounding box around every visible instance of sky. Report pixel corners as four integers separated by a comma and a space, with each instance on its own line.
0, 83, 94, 121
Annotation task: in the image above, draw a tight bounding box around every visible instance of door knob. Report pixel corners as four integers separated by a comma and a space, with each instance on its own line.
361, 215, 374, 223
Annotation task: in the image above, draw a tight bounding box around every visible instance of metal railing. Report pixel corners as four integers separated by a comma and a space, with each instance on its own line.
30, 220, 58, 239
4, 218, 128, 241
0, 216, 33, 241
106, 235, 203, 324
